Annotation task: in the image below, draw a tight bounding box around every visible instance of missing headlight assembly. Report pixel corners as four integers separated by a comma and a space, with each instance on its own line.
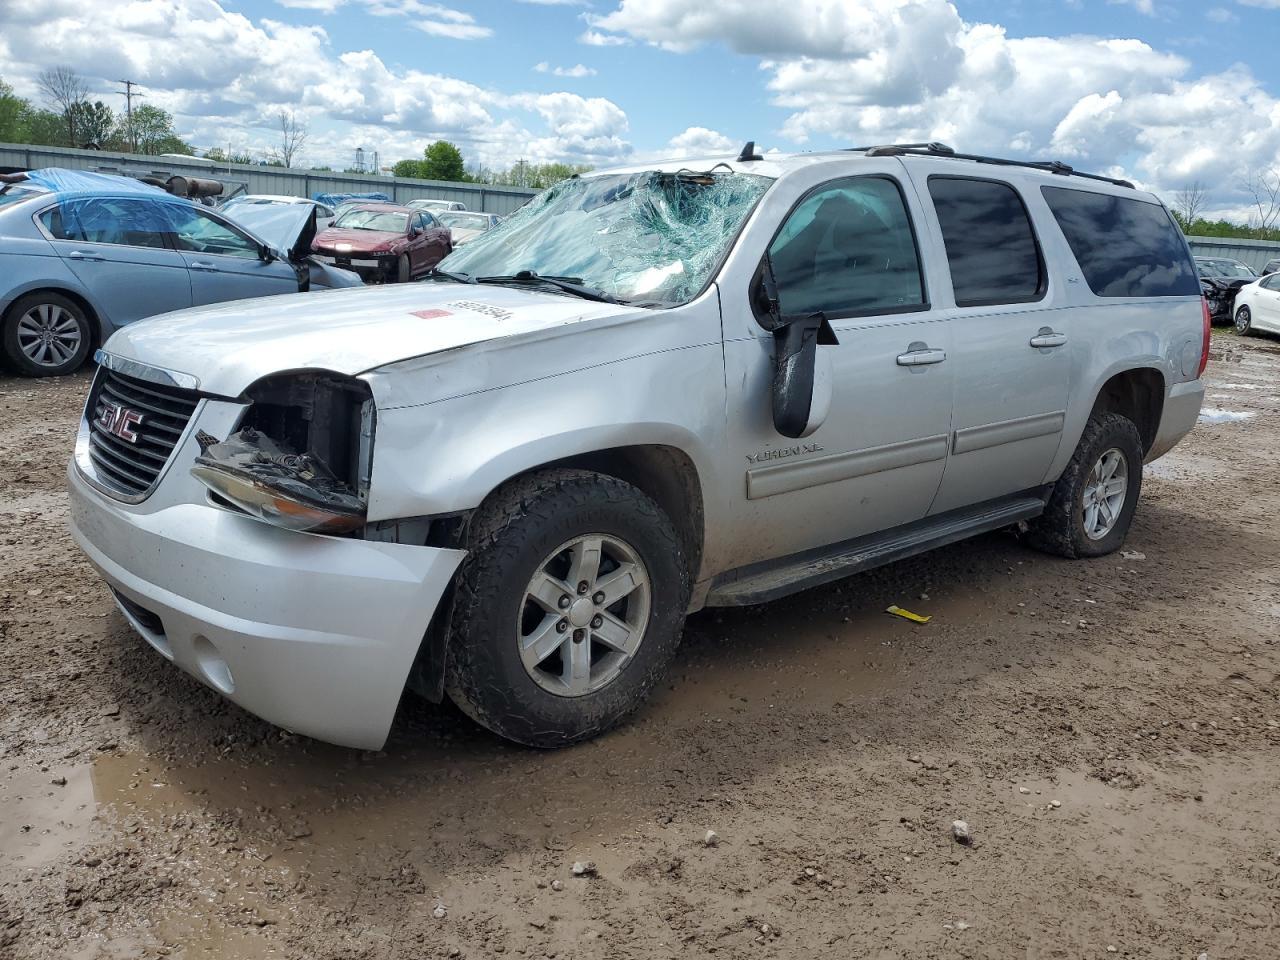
191, 373, 375, 534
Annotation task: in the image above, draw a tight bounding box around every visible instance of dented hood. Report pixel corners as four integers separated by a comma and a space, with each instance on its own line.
102, 282, 629, 398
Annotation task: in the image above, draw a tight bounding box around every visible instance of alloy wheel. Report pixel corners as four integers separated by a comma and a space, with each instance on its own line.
17, 303, 83, 368
1082, 447, 1128, 540
517, 534, 651, 697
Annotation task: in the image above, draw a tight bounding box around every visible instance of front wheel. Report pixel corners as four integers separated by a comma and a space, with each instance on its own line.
1025, 412, 1144, 559
1235, 305, 1253, 336
444, 469, 689, 747
396, 254, 412, 284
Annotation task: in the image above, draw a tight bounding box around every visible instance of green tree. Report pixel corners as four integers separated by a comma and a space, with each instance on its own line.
128, 104, 191, 155
420, 140, 467, 182
24, 109, 67, 146
68, 100, 118, 148
0, 77, 30, 142
392, 157, 424, 178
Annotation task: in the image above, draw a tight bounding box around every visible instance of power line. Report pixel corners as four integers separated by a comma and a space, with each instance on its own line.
116, 79, 145, 152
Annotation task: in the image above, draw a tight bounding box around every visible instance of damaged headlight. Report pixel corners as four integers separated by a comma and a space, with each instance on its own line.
190, 374, 375, 535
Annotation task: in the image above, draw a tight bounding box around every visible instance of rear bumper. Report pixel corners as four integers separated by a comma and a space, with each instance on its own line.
68, 462, 465, 749
1147, 379, 1205, 462
312, 254, 390, 281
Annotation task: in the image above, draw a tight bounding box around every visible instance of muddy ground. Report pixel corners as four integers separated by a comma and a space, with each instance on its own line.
1, 331, 1278, 960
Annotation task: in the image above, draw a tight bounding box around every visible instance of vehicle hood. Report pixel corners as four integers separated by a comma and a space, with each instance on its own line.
313, 228, 401, 252
220, 203, 314, 260
102, 282, 630, 398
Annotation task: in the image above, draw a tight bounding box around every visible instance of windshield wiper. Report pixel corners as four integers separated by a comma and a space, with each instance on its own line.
475, 270, 620, 304
427, 267, 475, 284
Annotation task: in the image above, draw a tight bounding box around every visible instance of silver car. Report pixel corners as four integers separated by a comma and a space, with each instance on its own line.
0, 169, 360, 377
68, 145, 1206, 750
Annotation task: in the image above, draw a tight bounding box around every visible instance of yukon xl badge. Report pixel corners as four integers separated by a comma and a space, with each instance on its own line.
96, 400, 144, 444
746, 442, 823, 465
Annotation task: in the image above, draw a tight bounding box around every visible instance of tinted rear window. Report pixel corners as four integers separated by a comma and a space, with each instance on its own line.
1041, 187, 1199, 297
928, 177, 1045, 307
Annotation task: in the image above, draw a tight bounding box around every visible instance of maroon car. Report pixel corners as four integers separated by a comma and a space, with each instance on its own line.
312, 204, 452, 283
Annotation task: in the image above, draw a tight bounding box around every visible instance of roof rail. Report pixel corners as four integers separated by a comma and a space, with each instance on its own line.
849, 142, 1134, 189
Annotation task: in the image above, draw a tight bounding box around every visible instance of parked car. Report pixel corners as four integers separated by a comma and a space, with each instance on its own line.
1231, 272, 1280, 335
437, 210, 502, 246
0, 168, 361, 377
221, 194, 337, 230
407, 198, 467, 212
1196, 256, 1258, 324
312, 203, 452, 282
68, 144, 1206, 751
1261, 257, 1280, 276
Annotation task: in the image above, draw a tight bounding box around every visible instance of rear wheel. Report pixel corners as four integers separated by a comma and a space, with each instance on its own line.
1235, 304, 1253, 336
1025, 411, 1143, 559
444, 469, 689, 747
1, 292, 92, 377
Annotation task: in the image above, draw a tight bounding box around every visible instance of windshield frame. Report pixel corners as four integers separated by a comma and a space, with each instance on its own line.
437, 169, 775, 309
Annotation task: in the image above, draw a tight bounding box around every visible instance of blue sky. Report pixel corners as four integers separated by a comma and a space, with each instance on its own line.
2, 0, 1279, 217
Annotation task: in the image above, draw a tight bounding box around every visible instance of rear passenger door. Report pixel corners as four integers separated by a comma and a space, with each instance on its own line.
39, 198, 192, 327
915, 175, 1071, 515
163, 205, 301, 306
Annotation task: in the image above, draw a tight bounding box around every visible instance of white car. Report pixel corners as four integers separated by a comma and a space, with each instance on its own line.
437, 210, 502, 245
221, 195, 337, 231
1232, 272, 1280, 336
407, 198, 466, 213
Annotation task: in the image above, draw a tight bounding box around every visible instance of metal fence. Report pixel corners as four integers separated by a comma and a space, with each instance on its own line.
1187, 235, 1280, 274
0, 142, 538, 216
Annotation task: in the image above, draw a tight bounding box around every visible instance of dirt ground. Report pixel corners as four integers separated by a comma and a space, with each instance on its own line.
1, 330, 1278, 960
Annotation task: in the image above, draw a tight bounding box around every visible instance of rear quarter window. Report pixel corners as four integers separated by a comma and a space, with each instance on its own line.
1041, 187, 1199, 297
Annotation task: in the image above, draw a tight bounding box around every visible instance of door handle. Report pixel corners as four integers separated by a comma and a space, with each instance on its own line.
189, 261, 219, 272
1030, 329, 1067, 348
896, 344, 947, 366
68, 251, 104, 262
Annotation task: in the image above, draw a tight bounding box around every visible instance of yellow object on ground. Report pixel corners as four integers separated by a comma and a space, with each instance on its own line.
886, 605, 932, 624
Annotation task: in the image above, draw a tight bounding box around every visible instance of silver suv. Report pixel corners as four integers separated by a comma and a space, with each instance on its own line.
68, 144, 1208, 749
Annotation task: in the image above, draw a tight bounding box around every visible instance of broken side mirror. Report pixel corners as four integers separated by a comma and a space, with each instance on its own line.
754, 254, 837, 439
257, 243, 275, 263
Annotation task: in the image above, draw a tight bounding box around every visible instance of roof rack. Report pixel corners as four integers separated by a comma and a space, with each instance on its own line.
849, 142, 1134, 189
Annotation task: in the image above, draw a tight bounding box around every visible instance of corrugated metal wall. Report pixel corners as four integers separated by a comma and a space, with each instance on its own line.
0, 142, 538, 216
1187, 236, 1280, 273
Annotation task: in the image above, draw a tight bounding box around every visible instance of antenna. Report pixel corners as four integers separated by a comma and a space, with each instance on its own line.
737, 140, 763, 162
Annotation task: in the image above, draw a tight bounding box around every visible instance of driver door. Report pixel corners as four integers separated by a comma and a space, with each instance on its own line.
163, 206, 300, 306
721, 174, 955, 567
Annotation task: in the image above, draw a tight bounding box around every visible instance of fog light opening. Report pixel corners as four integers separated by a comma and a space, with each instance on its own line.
193, 635, 235, 694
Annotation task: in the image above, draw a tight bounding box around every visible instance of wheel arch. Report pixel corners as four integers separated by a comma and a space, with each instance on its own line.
1088, 366, 1165, 457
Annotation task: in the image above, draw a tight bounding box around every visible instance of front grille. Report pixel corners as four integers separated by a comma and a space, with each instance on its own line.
85, 369, 201, 498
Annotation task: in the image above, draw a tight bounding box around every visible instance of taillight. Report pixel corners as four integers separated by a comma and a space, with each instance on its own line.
1198, 297, 1211, 379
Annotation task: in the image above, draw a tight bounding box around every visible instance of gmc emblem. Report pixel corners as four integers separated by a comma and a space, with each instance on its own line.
96, 400, 144, 443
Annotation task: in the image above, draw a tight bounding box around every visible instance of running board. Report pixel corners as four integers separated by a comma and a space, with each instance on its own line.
705, 495, 1047, 607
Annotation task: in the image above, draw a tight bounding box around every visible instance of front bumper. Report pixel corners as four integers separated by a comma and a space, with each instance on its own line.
68, 462, 465, 750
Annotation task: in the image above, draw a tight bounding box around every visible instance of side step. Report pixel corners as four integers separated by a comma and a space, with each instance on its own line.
705, 495, 1046, 607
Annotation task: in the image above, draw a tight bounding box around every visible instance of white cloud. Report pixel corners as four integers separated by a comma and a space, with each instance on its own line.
274, 0, 491, 37
590, 0, 1280, 209
579, 29, 631, 46
1206, 6, 1238, 20
534, 62, 597, 78
664, 126, 736, 157
1108, 0, 1156, 14
0, 0, 628, 169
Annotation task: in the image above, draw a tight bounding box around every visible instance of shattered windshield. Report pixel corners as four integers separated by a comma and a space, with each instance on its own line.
0, 185, 45, 209
439, 169, 774, 305
1197, 259, 1255, 279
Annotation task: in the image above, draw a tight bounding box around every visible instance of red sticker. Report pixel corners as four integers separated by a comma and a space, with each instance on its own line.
410, 308, 453, 319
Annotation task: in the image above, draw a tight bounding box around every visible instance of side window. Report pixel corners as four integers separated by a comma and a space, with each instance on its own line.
1041, 187, 1199, 297
767, 176, 926, 319
927, 177, 1044, 307
41, 198, 168, 249
1264, 274, 1280, 291
165, 206, 259, 259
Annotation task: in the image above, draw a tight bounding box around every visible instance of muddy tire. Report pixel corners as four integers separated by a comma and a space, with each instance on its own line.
396, 254, 412, 283
1025, 412, 1144, 559
444, 469, 689, 748
2, 292, 92, 377
1235, 305, 1253, 336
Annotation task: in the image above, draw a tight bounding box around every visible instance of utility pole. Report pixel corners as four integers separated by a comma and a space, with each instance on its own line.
516, 158, 527, 187
117, 79, 145, 152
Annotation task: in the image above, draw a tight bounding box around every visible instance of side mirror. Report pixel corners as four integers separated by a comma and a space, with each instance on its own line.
754, 255, 837, 439
257, 243, 275, 263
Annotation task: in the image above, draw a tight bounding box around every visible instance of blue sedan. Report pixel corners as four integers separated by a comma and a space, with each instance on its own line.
0, 168, 360, 377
